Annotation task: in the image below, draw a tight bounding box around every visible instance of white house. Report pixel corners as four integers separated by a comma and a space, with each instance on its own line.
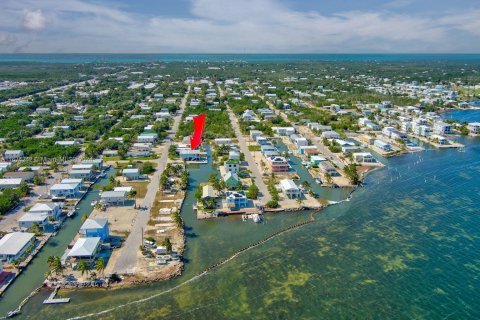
122, 168, 141, 181
68, 237, 101, 262
0, 178, 23, 190
280, 179, 302, 199
224, 159, 240, 174
61, 178, 84, 190
19, 212, 49, 230
467, 122, 480, 134
321, 131, 341, 139
100, 191, 126, 206
69, 169, 93, 180
3, 150, 24, 161
433, 122, 452, 135
0, 232, 35, 263
353, 152, 376, 163
49, 183, 80, 198
29, 202, 62, 219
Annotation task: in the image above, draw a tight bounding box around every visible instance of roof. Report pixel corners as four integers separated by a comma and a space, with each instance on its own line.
80, 218, 108, 231
50, 183, 77, 190
0, 232, 35, 255
4, 150, 22, 155
61, 178, 83, 184
101, 191, 126, 198
223, 172, 239, 182
68, 237, 101, 257
29, 202, 60, 212
114, 186, 133, 193
0, 178, 22, 185
123, 168, 139, 174
202, 185, 215, 198
19, 212, 48, 223
280, 179, 299, 191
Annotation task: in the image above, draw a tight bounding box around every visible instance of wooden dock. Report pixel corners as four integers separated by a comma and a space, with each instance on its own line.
43, 287, 70, 304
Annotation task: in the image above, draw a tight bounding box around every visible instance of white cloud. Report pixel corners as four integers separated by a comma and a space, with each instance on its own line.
22, 9, 48, 32
0, 32, 17, 46
1, 0, 480, 53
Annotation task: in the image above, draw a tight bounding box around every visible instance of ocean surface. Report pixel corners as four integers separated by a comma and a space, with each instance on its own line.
7, 110, 479, 319
1, 53, 480, 63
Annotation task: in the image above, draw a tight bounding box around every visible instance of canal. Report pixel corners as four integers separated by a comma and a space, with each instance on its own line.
0, 168, 117, 315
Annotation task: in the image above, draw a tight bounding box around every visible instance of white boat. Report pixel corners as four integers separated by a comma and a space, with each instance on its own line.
67, 209, 75, 218
91, 200, 98, 206
315, 179, 321, 184
242, 214, 248, 221
193, 203, 198, 211
252, 214, 262, 223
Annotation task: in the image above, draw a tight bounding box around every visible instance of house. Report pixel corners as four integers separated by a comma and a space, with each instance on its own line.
280, 179, 302, 199
29, 202, 62, 219
68, 237, 101, 263
114, 186, 133, 194
321, 131, 341, 140
242, 110, 255, 121
79, 218, 109, 241
179, 149, 207, 162
224, 160, 240, 174
467, 122, 480, 134
49, 183, 80, 198
69, 169, 93, 180
298, 146, 319, 155
55, 140, 79, 147
319, 162, 339, 176
214, 138, 232, 145
19, 212, 49, 230
225, 191, 248, 210
82, 159, 103, 169
72, 164, 94, 171
102, 150, 118, 157
310, 155, 326, 165
202, 185, 216, 200
61, 178, 84, 190
374, 139, 393, 152
137, 133, 158, 144
249, 130, 263, 141
3, 171, 34, 182
3, 150, 23, 161
122, 168, 141, 181
256, 136, 269, 146
353, 152, 376, 163
0, 178, 23, 190
342, 145, 360, 153
267, 156, 289, 173
272, 127, 295, 136
430, 134, 448, 145
127, 143, 152, 157
228, 150, 241, 161
433, 122, 452, 135
100, 191, 126, 206
223, 172, 240, 189
0, 232, 35, 263
290, 134, 309, 148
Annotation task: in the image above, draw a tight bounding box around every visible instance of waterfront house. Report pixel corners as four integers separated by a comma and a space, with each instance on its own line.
61, 178, 84, 190
319, 162, 339, 176
256, 136, 269, 146
374, 139, 393, 152
430, 134, 448, 145
0, 178, 23, 190
179, 149, 207, 162
100, 191, 126, 206
223, 172, 240, 189
280, 179, 302, 199
122, 168, 141, 181
267, 156, 289, 173
49, 183, 80, 198
82, 159, 103, 169
290, 134, 309, 148
3, 150, 23, 161
0, 232, 35, 263
68, 237, 101, 263
69, 169, 93, 181
433, 122, 452, 135
19, 212, 49, 230
202, 185, 216, 200
72, 164, 94, 171
224, 159, 240, 174
467, 122, 480, 134
225, 191, 248, 210
299, 145, 319, 155
79, 218, 109, 241
29, 202, 62, 219
353, 152, 376, 163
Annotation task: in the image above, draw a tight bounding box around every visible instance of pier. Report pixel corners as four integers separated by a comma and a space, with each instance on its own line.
43, 287, 70, 305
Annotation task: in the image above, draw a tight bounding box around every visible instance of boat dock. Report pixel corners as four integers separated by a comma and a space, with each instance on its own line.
43, 287, 70, 304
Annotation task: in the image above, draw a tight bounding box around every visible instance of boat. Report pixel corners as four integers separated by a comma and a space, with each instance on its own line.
192, 203, 198, 211
91, 200, 98, 206
7, 310, 20, 318
242, 214, 248, 221
315, 178, 322, 184
66, 209, 75, 218
252, 214, 262, 223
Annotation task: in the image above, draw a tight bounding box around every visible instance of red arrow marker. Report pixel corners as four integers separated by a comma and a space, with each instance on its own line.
190, 113, 205, 150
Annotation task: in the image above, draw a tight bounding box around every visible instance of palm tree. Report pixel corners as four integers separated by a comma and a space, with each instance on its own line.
77, 260, 90, 277
95, 258, 105, 276
302, 181, 311, 189
296, 197, 304, 207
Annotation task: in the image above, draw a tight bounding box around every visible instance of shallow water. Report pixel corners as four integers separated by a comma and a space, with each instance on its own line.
13, 132, 480, 319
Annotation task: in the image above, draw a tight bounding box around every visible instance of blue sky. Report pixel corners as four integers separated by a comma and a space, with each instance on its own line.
0, 0, 480, 53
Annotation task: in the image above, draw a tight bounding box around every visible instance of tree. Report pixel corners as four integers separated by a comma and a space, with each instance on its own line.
246, 182, 259, 199
344, 164, 359, 185
301, 181, 310, 189
95, 257, 105, 275
140, 162, 155, 175
77, 260, 90, 277
266, 200, 279, 208
160, 174, 169, 190
325, 173, 333, 184
81, 214, 88, 222
162, 238, 173, 253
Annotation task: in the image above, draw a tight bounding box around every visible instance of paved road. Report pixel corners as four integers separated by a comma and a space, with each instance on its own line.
218, 86, 271, 205
112, 87, 190, 275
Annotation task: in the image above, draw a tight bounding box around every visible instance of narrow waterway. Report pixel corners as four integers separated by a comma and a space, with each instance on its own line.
0, 169, 116, 315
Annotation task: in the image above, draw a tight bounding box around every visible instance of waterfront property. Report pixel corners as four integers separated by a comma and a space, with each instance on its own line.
100, 191, 126, 206
0, 232, 35, 263
67, 237, 101, 264
225, 191, 248, 210
279, 179, 302, 199
49, 183, 80, 198
122, 168, 141, 181
79, 218, 109, 241
267, 156, 289, 173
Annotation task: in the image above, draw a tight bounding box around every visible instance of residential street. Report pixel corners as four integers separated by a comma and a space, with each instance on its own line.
112, 87, 190, 275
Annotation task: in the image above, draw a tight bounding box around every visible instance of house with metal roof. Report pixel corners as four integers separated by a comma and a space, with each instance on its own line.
0, 232, 35, 262
68, 237, 101, 263
100, 191, 126, 206
280, 179, 302, 199
79, 218, 109, 241
49, 183, 80, 198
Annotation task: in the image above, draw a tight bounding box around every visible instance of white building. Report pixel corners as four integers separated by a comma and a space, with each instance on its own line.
0, 178, 22, 190
49, 183, 80, 198
3, 150, 24, 161
279, 179, 302, 199
0, 232, 35, 263
433, 122, 452, 135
